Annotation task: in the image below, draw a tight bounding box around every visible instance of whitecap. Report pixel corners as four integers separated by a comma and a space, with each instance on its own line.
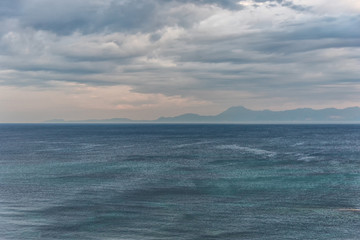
292, 142, 305, 146
297, 155, 316, 162
290, 152, 316, 162
217, 144, 276, 156
174, 141, 214, 148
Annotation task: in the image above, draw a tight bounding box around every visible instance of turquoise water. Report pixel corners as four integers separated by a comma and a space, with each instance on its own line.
0, 124, 360, 239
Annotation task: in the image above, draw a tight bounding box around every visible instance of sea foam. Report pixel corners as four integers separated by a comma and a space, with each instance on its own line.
217, 144, 276, 157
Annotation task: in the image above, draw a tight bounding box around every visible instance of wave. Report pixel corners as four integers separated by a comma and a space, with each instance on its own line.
292, 142, 305, 146
173, 141, 214, 148
289, 152, 316, 162
217, 144, 276, 156
297, 155, 316, 162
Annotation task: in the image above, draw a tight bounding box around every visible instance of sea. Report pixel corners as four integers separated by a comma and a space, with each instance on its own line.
0, 124, 360, 239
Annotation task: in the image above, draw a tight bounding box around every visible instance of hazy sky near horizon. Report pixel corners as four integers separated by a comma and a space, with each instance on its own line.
0, 0, 359, 122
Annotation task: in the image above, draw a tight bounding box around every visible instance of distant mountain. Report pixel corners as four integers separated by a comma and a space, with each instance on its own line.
44, 119, 66, 123
44, 106, 360, 123
74, 118, 135, 123
156, 113, 212, 123
209, 106, 360, 123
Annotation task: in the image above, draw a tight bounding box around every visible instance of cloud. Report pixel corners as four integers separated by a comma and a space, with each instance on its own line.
15, 0, 219, 35
0, 0, 359, 121
0, 83, 213, 122
0, 0, 21, 19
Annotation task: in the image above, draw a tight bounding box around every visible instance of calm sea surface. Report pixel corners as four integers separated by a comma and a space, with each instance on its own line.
0, 124, 360, 239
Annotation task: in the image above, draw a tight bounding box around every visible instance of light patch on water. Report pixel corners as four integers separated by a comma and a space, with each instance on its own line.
80, 143, 106, 149
217, 144, 276, 157
121, 145, 135, 148
286, 152, 316, 162
174, 141, 215, 148
297, 155, 316, 162
292, 142, 305, 146
338, 208, 360, 212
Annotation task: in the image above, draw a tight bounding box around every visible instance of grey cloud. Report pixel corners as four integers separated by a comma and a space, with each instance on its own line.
0, 0, 21, 19
10, 64, 106, 75
170, 0, 305, 11
0, 67, 119, 88
254, 38, 360, 55
173, 15, 360, 64
0, 0, 156, 35
166, 0, 243, 10
252, 0, 308, 11
0, 0, 359, 112
279, 1, 309, 11
1, 0, 305, 36
283, 17, 360, 40
249, 17, 360, 55
15, 0, 210, 35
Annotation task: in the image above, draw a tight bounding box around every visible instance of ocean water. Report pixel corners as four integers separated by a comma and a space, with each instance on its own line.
0, 124, 360, 239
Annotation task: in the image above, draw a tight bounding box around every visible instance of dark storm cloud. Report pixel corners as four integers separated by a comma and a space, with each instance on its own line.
20, 0, 159, 35
2, 0, 306, 36
16, 0, 212, 35
0, 0, 21, 18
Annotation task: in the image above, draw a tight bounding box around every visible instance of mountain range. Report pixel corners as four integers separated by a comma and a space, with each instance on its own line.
45, 106, 360, 123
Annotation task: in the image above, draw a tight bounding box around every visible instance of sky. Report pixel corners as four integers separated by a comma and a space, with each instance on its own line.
0, 0, 359, 122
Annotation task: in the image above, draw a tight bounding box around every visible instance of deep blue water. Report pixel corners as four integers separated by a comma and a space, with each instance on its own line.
0, 124, 360, 239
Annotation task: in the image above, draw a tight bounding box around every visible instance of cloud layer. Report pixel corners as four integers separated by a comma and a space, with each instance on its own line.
0, 0, 359, 122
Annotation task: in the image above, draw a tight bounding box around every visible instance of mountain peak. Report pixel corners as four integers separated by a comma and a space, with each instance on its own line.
227, 106, 249, 111
44, 106, 360, 123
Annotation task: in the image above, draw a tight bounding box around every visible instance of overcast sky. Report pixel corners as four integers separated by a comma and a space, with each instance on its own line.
0, 0, 359, 122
